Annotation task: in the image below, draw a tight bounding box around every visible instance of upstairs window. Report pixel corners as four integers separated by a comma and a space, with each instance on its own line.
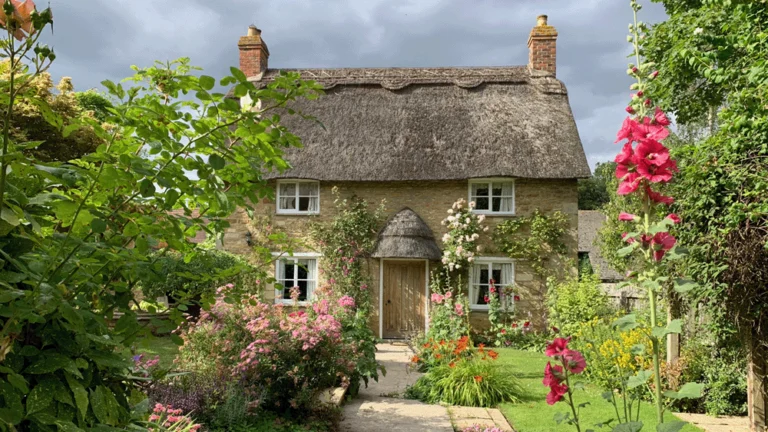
277, 181, 319, 214
469, 180, 515, 215
469, 259, 515, 310
276, 257, 317, 304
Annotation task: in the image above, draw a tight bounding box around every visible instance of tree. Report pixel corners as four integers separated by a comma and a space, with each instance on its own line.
642, 1, 768, 429
577, 161, 616, 210
0, 1, 322, 428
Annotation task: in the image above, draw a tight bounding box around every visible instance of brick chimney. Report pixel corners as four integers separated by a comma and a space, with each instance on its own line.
238, 25, 269, 78
527, 15, 558, 76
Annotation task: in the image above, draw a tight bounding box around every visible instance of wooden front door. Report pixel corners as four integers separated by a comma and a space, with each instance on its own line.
382, 260, 426, 339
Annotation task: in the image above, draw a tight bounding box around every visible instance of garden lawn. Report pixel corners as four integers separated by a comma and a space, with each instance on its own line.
130, 336, 180, 369
496, 349, 702, 432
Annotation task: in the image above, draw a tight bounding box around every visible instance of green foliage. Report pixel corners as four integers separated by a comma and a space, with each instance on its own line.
309, 189, 386, 394
547, 273, 612, 336
141, 247, 261, 309
703, 355, 747, 416
407, 358, 522, 407
578, 162, 616, 210
0, 6, 322, 429
74, 89, 114, 122
493, 209, 569, 279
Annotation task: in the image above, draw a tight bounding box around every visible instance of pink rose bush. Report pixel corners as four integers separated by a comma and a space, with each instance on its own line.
176, 286, 363, 411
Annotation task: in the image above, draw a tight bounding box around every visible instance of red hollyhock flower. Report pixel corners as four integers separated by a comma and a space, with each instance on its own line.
666, 213, 681, 224
646, 186, 675, 205
622, 232, 635, 244
483, 295, 490, 303
514, 295, 521, 301
635, 117, 669, 141
618, 212, 637, 222
651, 232, 676, 261
546, 382, 569, 405
511, 323, 518, 328
545, 337, 569, 358
551, 326, 560, 333
637, 157, 678, 183
635, 139, 670, 167
653, 107, 671, 126
542, 362, 564, 387
617, 173, 642, 195
524, 321, 530, 328
562, 349, 587, 374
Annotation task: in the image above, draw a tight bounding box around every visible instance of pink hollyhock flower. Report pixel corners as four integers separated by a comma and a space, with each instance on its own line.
637, 157, 678, 183
653, 107, 671, 126
651, 232, 676, 261
430, 293, 445, 304
635, 139, 670, 167
562, 349, 587, 374
617, 173, 642, 195
618, 212, 637, 222
455, 303, 464, 316
542, 362, 564, 387
546, 382, 569, 405
489, 286, 497, 294
545, 337, 569, 358
636, 116, 669, 141
484, 295, 490, 303
445, 291, 453, 299
646, 186, 675, 205
666, 213, 681, 224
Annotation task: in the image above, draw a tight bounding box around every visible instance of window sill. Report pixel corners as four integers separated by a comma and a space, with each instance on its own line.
470, 210, 515, 216
470, 307, 490, 312
275, 211, 320, 216
275, 300, 312, 306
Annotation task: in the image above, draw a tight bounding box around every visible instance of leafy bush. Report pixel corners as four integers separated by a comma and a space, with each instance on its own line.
473, 320, 551, 352
547, 273, 612, 336
407, 355, 522, 407
141, 247, 260, 312
703, 354, 747, 416
176, 285, 363, 412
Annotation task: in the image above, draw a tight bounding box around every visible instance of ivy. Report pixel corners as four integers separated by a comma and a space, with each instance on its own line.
493, 209, 569, 279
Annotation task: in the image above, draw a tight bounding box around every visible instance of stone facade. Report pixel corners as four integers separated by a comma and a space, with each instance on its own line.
220, 178, 578, 336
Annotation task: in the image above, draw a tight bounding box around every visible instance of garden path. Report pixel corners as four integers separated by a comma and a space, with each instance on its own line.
340, 342, 454, 432
674, 413, 749, 432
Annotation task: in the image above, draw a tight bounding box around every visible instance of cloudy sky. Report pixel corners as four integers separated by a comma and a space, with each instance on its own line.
42, 0, 667, 171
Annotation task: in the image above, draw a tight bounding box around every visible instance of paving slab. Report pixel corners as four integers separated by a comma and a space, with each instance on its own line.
340, 343, 453, 432
449, 406, 515, 432
674, 413, 749, 432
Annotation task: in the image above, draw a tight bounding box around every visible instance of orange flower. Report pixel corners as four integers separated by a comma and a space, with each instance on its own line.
449, 362, 456, 368
474, 375, 483, 383
411, 355, 419, 363
487, 350, 499, 360
435, 354, 442, 359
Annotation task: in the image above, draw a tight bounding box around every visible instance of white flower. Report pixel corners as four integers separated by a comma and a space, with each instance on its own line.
447, 215, 455, 222
477, 245, 483, 252
456, 246, 464, 253
465, 235, 473, 242
483, 226, 489, 232
455, 264, 461, 269
442, 233, 451, 242
472, 233, 480, 240
694, 27, 703, 35
469, 201, 476, 209
465, 217, 471, 224
468, 256, 474, 263
478, 215, 486, 222
447, 209, 453, 214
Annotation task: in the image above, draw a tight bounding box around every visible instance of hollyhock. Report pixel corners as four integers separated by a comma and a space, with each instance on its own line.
666, 213, 681, 224
653, 107, 671, 126
636, 116, 669, 141
514, 295, 521, 302
562, 349, 587, 374
635, 139, 670, 167
651, 231, 676, 261
545, 337, 569, 358
546, 382, 569, 405
646, 186, 675, 205
618, 212, 637, 222
615, 117, 639, 143
542, 362, 564, 387
637, 157, 678, 183
455, 303, 464, 316
430, 293, 445, 304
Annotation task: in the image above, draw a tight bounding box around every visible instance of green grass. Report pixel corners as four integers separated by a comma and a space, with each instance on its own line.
129, 336, 180, 369
496, 349, 702, 432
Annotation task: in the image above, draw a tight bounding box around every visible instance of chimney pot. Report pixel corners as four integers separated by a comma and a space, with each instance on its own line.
247, 25, 260, 36
537, 15, 548, 26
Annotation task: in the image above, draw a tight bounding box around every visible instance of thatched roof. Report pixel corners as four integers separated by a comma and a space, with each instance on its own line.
578, 210, 623, 281
246, 66, 590, 181
372, 208, 442, 260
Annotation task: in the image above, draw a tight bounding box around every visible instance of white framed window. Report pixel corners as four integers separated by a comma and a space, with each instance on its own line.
469, 179, 515, 215
468, 258, 515, 310
277, 180, 319, 215
275, 256, 318, 304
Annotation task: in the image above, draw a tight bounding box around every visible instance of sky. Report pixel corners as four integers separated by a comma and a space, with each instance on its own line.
42, 0, 668, 172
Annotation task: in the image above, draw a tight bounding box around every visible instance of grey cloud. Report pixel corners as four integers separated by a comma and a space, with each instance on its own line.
43, 0, 668, 171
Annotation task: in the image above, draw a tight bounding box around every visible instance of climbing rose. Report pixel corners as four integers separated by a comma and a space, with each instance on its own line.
545, 337, 570, 358
338, 295, 355, 309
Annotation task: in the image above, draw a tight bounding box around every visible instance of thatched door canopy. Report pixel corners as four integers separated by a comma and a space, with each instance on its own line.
372, 208, 441, 260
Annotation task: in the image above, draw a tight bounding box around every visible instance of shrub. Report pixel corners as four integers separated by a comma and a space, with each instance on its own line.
704, 354, 748, 416
547, 273, 612, 336
176, 285, 362, 412
473, 320, 550, 352
408, 356, 522, 407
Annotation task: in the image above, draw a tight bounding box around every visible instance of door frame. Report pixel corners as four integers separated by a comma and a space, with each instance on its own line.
378, 258, 430, 339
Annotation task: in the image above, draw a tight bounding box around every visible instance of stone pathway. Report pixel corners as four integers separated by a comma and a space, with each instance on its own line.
674, 413, 749, 432
340, 342, 453, 432
449, 406, 515, 431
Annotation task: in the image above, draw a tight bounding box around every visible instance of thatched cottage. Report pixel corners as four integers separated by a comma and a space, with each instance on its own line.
222, 15, 590, 338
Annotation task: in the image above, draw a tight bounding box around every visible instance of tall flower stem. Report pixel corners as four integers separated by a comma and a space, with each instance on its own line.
563, 366, 582, 432
648, 285, 664, 423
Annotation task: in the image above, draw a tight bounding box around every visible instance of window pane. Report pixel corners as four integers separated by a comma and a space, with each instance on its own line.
279, 183, 296, 196
296, 280, 308, 301
499, 197, 513, 212
298, 197, 310, 211
283, 262, 295, 280
476, 285, 489, 305
308, 197, 319, 212
296, 262, 309, 280
299, 182, 319, 196
279, 197, 296, 210
476, 197, 489, 210
492, 197, 501, 212
282, 287, 292, 300
492, 184, 503, 196
472, 183, 489, 197
500, 182, 514, 196
479, 268, 489, 284
491, 269, 502, 285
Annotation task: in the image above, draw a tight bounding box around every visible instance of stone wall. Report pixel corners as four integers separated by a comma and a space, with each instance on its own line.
220, 178, 579, 334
